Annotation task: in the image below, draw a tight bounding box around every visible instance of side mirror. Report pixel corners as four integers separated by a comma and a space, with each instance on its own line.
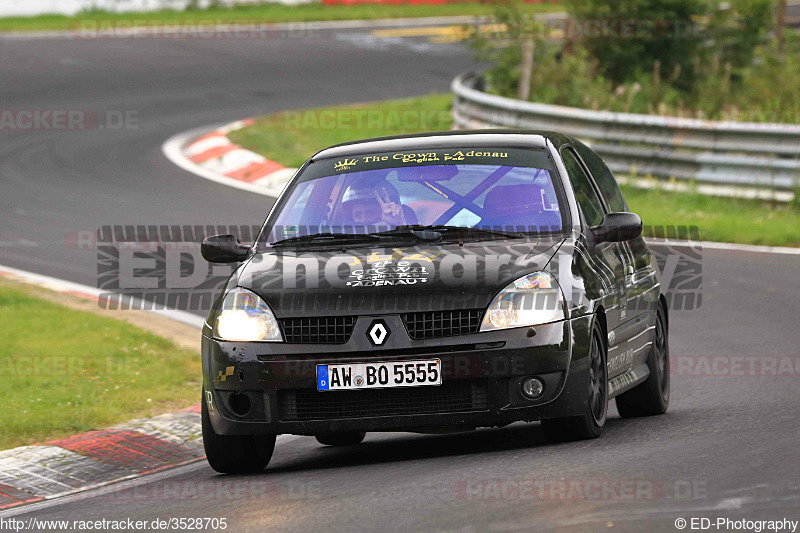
201, 234, 250, 263
591, 212, 642, 243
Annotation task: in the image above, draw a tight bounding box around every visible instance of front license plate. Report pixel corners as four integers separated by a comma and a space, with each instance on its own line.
317, 359, 442, 391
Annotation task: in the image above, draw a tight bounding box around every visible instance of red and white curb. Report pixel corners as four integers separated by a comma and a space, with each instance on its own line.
0, 407, 204, 510
0, 265, 207, 510
162, 119, 297, 198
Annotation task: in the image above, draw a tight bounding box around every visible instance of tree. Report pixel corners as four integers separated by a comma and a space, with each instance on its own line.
562, 0, 707, 91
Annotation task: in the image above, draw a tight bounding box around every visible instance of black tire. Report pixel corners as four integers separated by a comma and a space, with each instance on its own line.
542, 319, 608, 441
315, 431, 366, 447
616, 303, 670, 417
202, 390, 276, 474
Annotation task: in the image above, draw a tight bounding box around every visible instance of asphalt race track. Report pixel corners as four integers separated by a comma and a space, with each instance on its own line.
0, 20, 478, 290
2, 21, 799, 532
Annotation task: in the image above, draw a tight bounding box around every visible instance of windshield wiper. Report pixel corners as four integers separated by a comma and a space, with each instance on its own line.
367, 228, 444, 242
270, 226, 525, 248
395, 225, 525, 241
270, 232, 383, 247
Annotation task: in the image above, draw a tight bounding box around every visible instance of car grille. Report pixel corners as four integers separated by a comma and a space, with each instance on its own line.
279, 379, 489, 421
401, 309, 483, 340
278, 316, 357, 344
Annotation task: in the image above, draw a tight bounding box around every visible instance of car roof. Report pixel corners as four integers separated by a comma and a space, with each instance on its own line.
312, 130, 575, 161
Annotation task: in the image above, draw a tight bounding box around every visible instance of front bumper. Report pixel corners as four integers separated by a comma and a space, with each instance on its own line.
202, 314, 594, 436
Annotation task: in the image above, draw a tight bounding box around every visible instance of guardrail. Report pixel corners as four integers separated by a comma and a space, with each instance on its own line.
451, 72, 800, 191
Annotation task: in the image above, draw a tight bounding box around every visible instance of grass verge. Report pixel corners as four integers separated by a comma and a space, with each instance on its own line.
0, 3, 561, 33
620, 186, 800, 247
0, 279, 200, 450
229, 94, 800, 247
228, 93, 454, 167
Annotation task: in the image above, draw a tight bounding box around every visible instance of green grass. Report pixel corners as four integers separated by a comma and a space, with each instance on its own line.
228, 93, 454, 167
620, 185, 800, 247
0, 3, 561, 32
0, 283, 200, 450
229, 93, 800, 248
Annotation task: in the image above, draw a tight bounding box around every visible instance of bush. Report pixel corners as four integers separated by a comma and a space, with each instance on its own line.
472, 0, 797, 123
562, 0, 707, 91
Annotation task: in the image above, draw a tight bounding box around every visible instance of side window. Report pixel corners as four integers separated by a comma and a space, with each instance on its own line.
574, 142, 628, 213
562, 148, 605, 227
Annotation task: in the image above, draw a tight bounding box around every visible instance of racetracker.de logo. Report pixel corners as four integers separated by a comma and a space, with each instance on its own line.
671, 356, 800, 377
74, 479, 321, 502
0, 110, 138, 131
454, 478, 707, 501
77, 20, 320, 39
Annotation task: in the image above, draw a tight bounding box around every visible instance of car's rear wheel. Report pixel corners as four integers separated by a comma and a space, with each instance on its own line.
202, 390, 276, 474
542, 319, 607, 441
616, 303, 670, 417
315, 431, 366, 447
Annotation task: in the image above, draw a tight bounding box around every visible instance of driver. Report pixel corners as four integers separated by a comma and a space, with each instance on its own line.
341, 179, 407, 228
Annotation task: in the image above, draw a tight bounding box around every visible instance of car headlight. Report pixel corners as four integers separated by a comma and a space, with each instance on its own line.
480, 272, 565, 331
213, 287, 283, 342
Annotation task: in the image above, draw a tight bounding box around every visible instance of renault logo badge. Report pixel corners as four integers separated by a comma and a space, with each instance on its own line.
367, 320, 390, 346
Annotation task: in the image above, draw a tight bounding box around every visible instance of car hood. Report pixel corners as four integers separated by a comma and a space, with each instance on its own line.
237, 237, 566, 317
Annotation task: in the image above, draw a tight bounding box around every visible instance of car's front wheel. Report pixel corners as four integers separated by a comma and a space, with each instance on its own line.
542, 319, 607, 441
315, 431, 366, 447
202, 390, 276, 474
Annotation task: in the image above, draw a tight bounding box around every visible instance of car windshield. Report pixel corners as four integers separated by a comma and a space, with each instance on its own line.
260, 147, 567, 247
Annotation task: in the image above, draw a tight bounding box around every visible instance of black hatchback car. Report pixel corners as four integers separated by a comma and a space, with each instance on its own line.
200, 131, 670, 473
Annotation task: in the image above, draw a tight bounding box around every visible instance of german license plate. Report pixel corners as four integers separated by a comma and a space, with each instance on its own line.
316, 359, 441, 391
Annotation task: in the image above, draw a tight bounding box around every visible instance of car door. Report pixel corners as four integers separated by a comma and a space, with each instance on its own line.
573, 141, 660, 372
560, 146, 632, 379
